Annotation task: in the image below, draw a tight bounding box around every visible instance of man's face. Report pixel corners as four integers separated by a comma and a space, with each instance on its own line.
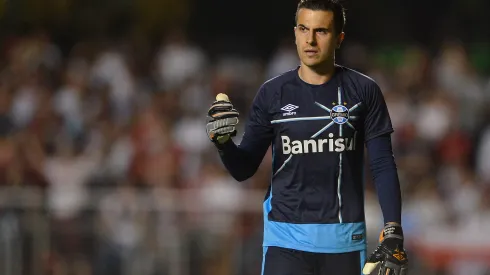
294, 9, 344, 68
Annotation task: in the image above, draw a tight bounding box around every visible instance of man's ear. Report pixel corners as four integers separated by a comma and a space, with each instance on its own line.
294, 27, 298, 45
337, 32, 345, 49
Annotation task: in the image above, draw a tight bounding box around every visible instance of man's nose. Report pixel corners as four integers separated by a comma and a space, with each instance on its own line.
307, 32, 317, 45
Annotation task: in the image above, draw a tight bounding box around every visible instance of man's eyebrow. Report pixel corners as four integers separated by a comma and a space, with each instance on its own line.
313, 27, 329, 32
297, 24, 330, 32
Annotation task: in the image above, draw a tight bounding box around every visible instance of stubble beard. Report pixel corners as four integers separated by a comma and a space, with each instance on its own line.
301, 54, 334, 72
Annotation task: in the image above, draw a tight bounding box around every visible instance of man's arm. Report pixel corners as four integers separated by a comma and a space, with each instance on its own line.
361, 80, 408, 274
215, 135, 271, 182
207, 87, 274, 182
363, 136, 408, 275
366, 133, 401, 224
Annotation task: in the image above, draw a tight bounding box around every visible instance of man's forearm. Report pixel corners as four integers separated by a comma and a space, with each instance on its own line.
216, 140, 265, 182
366, 134, 402, 224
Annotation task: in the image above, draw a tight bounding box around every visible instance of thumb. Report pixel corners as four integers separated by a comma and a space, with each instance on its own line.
216, 93, 230, 102
362, 261, 380, 274
363, 252, 384, 274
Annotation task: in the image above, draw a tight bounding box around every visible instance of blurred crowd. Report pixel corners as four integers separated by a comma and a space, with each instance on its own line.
0, 27, 490, 275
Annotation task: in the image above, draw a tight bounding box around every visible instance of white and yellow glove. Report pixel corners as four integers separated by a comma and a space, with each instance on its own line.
206, 93, 239, 144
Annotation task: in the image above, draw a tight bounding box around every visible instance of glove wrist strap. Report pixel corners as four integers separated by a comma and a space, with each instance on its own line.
215, 137, 235, 152
382, 223, 404, 240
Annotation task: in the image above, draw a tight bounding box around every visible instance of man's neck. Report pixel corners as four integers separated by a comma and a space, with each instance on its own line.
298, 63, 336, 85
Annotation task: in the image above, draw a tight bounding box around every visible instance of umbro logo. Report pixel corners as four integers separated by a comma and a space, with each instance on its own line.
281, 104, 298, 116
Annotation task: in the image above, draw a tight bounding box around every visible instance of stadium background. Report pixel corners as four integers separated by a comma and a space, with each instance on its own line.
0, 0, 490, 274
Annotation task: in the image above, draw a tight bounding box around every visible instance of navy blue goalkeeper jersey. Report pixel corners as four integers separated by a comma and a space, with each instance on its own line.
235, 65, 393, 253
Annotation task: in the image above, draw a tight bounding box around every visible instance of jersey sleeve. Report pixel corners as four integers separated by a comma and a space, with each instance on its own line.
366, 134, 402, 224
363, 82, 394, 142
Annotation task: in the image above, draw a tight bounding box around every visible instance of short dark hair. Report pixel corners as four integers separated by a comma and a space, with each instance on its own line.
295, 0, 346, 35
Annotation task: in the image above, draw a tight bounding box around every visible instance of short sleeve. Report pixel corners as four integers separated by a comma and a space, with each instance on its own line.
363, 82, 394, 142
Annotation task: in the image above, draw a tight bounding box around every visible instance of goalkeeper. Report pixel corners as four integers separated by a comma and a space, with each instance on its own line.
206, 0, 408, 274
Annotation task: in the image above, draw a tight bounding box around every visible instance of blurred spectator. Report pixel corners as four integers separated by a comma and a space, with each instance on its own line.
0, 5, 489, 274
266, 38, 299, 79
95, 182, 151, 275
155, 30, 207, 91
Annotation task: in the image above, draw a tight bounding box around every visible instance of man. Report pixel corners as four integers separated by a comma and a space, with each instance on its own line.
206, 0, 408, 274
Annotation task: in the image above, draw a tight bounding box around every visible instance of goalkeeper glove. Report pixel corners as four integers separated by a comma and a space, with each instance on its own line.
206, 93, 239, 145
363, 223, 408, 275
